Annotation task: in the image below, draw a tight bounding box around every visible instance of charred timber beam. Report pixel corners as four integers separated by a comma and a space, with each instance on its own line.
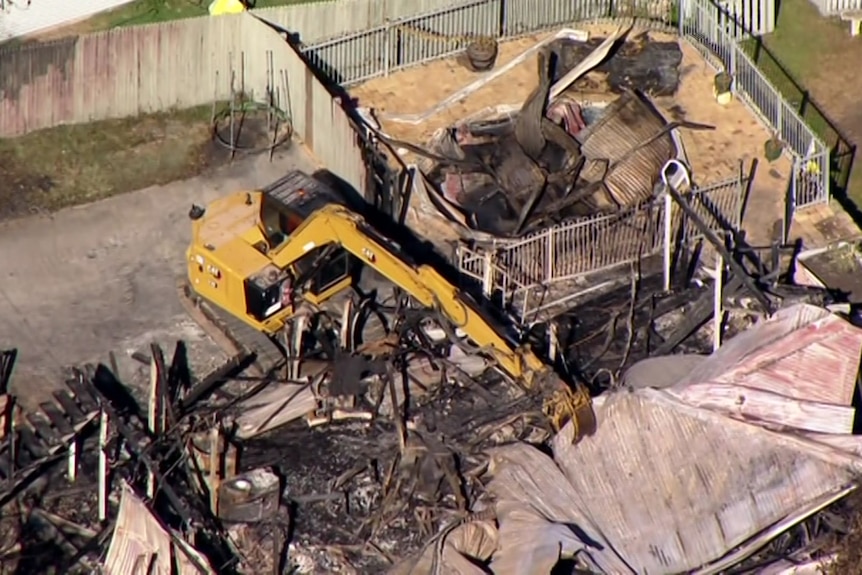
60, 520, 115, 575
514, 49, 552, 160
179, 353, 253, 416
151, 344, 171, 430
0, 349, 16, 394
87, 381, 193, 527
665, 184, 773, 313
167, 341, 191, 407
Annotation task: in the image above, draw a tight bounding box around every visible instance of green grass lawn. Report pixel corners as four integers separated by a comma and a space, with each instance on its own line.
78, 0, 319, 30
742, 0, 860, 204
0, 107, 217, 219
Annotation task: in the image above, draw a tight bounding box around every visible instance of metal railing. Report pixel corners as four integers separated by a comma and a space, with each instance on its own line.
680, 0, 829, 210
456, 175, 744, 320
293, 0, 830, 317
807, 0, 862, 15
302, 0, 828, 213
301, 0, 679, 85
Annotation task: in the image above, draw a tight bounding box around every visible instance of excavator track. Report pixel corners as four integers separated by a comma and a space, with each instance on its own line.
178, 280, 286, 377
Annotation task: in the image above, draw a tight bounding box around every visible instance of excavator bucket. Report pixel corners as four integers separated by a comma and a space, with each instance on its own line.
543, 384, 596, 442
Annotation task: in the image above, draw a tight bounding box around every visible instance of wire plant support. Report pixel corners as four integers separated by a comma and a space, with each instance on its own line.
211, 52, 294, 161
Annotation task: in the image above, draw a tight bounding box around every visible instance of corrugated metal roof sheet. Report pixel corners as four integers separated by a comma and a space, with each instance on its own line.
104, 484, 173, 575
0, 0, 136, 41
676, 304, 862, 406
576, 90, 676, 207
104, 483, 212, 575
541, 390, 857, 574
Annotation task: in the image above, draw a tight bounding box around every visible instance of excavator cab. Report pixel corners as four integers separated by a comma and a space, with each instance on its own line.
186, 171, 356, 336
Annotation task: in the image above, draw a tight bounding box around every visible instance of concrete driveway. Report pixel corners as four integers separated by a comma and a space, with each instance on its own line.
0, 145, 317, 408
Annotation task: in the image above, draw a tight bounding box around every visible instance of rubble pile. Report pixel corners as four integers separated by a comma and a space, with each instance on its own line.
2, 27, 862, 575
1, 239, 859, 574
415, 29, 696, 238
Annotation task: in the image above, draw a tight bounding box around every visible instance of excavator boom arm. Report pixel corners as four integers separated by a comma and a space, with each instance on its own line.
269, 204, 547, 383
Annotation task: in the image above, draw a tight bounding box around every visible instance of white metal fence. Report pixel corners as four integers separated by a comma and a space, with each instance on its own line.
807, 0, 862, 15
296, 0, 777, 86
456, 176, 744, 321
299, 0, 827, 213
680, 0, 829, 211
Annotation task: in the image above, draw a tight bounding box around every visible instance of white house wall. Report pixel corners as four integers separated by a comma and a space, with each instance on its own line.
0, 0, 136, 41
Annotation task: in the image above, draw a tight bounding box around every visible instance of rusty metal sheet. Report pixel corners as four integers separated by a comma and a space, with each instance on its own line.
542, 390, 858, 573
576, 90, 675, 207
676, 304, 862, 407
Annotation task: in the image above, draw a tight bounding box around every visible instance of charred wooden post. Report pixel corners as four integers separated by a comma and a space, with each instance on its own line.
287, 322, 296, 381
714, 254, 724, 352
98, 409, 109, 521
661, 160, 772, 313
152, 344, 169, 432
209, 427, 220, 514
0, 349, 16, 394
146, 352, 162, 498
548, 322, 558, 363
92, 393, 193, 527
291, 314, 306, 381
7, 413, 15, 483
340, 299, 354, 351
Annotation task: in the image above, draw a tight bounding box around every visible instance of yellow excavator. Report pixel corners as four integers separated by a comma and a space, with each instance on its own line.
181, 170, 593, 435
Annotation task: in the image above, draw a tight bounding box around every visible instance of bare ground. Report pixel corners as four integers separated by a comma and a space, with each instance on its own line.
0, 144, 318, 410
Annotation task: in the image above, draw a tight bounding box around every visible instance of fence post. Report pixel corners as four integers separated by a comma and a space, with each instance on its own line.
713, 254, 723, 352
729, 38, 737, 82
545, 229, 554, 282
678, 0, 685, 36
822, 148, 831, 203
663, 191, 673, 292
784, 162, 798, 242
384, 20, 391, 77
776, 100, 783, 136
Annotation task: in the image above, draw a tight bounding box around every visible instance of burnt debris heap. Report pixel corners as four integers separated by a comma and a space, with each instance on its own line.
420, 33, 692, 237
1, 27, 862, 575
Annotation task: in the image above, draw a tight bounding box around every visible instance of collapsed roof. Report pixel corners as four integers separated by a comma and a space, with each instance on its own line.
392, 304, 862, 573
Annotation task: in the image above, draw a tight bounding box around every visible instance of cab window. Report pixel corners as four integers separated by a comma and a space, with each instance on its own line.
294, 246, 351, 296
260, 196, 303, 249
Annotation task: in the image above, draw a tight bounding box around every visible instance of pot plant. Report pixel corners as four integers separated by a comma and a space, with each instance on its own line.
466, 36, 499, 72
764, 134, 784, 162
713, 71, 732, 105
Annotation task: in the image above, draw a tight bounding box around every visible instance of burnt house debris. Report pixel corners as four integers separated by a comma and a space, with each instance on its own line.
3, 24, 862, 575
0, 238, 856, 574
406, 27, 705, 239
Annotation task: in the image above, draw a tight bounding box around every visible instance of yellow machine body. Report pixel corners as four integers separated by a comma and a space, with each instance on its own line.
185, 171, 593, 432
